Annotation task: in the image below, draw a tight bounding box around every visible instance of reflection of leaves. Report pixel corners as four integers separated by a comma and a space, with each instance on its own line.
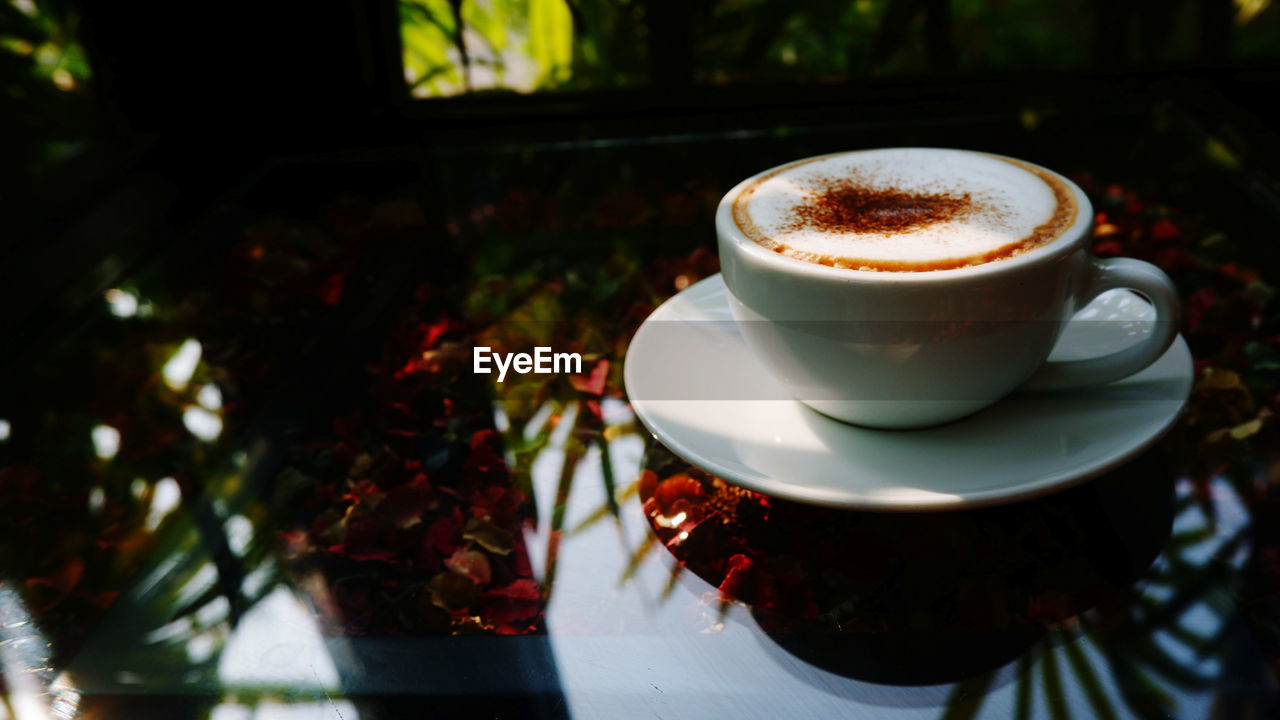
660, 561, 684, 602
2, 0, 94, 201
939, 671, 995, 720
466, 243, 713, 608
1124, 631, 1215, 689
60, 486, 282, 692
1014, 655, 1033, 720
505, 403, 557, 502
1097, 637, 1176, 719
1039, 641, 1071, 720
595, 430, 619, 517
539, 406, 587, 598
569, 478, 638, 536
984, 495, 1240, 720
618, 531, 659, 587
1160, 618, 1220, 658
1138, 526, 1246, 631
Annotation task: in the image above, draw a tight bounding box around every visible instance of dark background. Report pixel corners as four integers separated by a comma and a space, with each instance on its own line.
4, 0, 1280, 350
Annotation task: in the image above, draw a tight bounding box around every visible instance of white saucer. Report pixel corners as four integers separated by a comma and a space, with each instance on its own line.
624, 274, 1193, 511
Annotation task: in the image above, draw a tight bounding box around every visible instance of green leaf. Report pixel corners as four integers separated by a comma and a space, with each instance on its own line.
540, 405, 586, 597
596, 432, 619, 516
618, 531, 658, 586
463, 0, 508, 54
1126, 631, 1215, 688
660, 562, 684, 601
1062, 635, 1120, 720
401, 0, 458, 35
1097, 637, 1176, 718
1014, 654, 1033, 720
528, 0, 573, 87
1166, 526, 1216, 548
0, 3, 45, 43
1159, 620, 1221, 658
402, 20, 460, 88
1204, 137, 1240, 170
1040, 644, 1071, 720
400, 0, 462, 94
568, 479, 637, 535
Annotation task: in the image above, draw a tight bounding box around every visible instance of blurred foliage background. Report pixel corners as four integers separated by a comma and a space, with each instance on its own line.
0, 0, 92, 211
400, 0, 1280, 97
4, 0, 1280, 173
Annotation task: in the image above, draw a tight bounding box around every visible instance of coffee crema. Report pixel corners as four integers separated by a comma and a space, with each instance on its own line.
732, 149, 1078, 272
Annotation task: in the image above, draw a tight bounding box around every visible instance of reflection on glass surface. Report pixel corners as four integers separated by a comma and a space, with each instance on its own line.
0, 583, 62, 720
217, 587, 343, 693
90, 424, 119, 460
105, 289, 138, 319
183, 406, 224, 442
164, 339, 203, 391
3, 101, 1280, 719
198, 385, 224, 412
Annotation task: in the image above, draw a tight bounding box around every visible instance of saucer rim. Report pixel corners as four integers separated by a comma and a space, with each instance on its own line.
624, 273, 1194, 512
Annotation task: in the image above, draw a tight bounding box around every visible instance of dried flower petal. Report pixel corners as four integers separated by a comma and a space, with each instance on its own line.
445, 549, 493, 586
463, 516, 514, 555
429, 571, 477, 612
569, 359, 610, 396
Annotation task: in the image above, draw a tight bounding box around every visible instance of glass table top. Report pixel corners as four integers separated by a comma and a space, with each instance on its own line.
2, 89, 1280, 719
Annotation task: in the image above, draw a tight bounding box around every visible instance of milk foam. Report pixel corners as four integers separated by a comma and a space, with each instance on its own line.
735, 149, 1073, 271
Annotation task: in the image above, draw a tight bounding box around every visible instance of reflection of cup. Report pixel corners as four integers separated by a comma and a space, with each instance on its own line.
717, 148, 1180, 429
640, 437, 1175, 685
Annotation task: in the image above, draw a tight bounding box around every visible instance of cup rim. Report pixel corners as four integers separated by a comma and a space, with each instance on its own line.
716, 147, 1095, 283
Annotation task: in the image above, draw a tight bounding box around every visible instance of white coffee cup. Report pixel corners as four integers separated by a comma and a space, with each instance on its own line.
717, 148, 1181, 429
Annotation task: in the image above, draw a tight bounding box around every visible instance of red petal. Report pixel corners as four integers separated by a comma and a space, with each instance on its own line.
25, 558, 85, 595
422, 317, 467, 350
320, 273, 345, 306
1092, 240, 1125, 257
487, 578, 542, 602
445, 549, 493, 585
718, 553, 755, 599
426, 511, 464, 557
329, 546, 398, 562
383, 473, 434, 526
1150, 219, 1181, 244
478, 586, 542, 625
654, 474, 706, 515
470, 429, 501, 452
569, 359, 610, 396
638, 469, 659, 501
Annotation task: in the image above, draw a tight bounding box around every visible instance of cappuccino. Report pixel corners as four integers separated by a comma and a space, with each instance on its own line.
732, 148, 1077, 272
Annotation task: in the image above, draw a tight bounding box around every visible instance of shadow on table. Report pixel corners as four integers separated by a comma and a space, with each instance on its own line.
658, 452, 1176, 688
754, 620, 1040, 688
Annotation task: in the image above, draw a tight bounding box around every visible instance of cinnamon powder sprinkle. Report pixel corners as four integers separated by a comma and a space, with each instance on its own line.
785, 180, 982, 236
732, 153, 1079, 272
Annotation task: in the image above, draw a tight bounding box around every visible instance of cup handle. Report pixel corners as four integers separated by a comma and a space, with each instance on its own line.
1025, 257, 1181, 390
